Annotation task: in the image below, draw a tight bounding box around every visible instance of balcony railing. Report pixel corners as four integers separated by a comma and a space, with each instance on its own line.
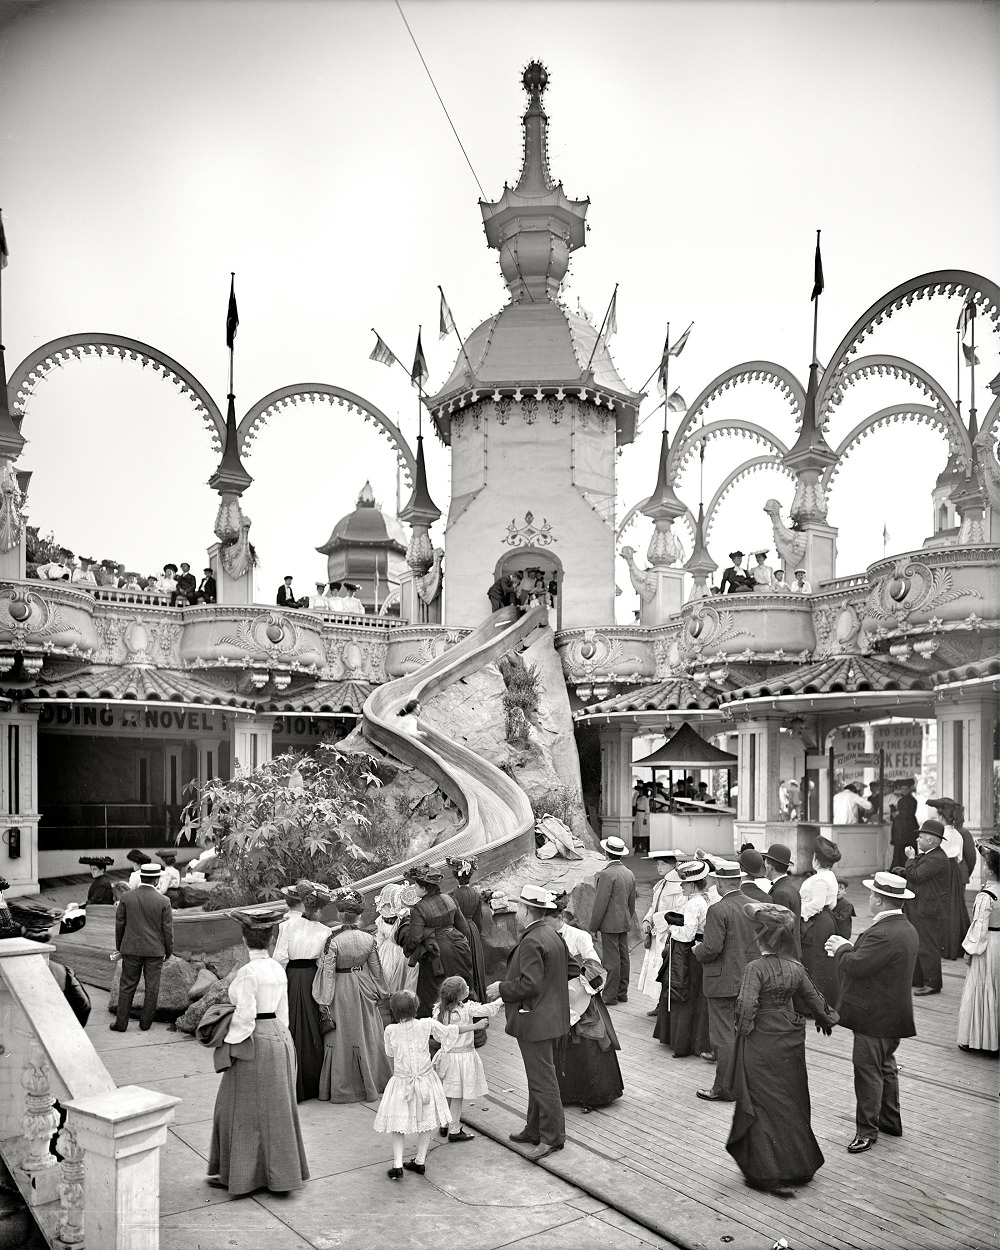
0, 938, 177, 1248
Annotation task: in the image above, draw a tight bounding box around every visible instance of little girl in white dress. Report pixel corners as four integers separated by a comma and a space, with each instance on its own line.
433, 976, 505, 1141
374, 990, 484, 1179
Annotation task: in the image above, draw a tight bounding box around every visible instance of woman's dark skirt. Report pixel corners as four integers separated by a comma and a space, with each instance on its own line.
557, 998, 623, 1108
726, 1009, 824, 1189
209, 1018, 309, 1196
800, 910, 838, 1004
653, 939, 710, 1056
943, 859, 970, 959
415, 928, 473, 1017
286, 959, 324, 1103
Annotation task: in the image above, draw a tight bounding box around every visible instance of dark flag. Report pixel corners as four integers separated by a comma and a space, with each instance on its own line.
226, 274, 239, 349
411, 329, 428, 391
811, 231, 824, 302
0, 209, 8, 270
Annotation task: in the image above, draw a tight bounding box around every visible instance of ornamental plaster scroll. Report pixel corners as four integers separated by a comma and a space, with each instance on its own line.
812, 601, 867, 659
619, 547, 656, 601
972, 425, 1000, 511
235, 385, 417, 486
214, 497, 254, 580
398, 630, 466, 671
817, 271, 1000, 419
321, 633, 389, 682
677, 601, 749, 660
415, 549, 444, 605
557, 630, 654, 684
762, 499, 808, 570
0, 462, 25, 553
214, 613, 323, 668
863, 557, 983, 628
0, 587, 85, 652
8, 334, 226, 452
503, 511, 556, 547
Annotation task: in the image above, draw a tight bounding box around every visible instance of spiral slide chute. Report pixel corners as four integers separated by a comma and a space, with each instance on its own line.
350, 605, 548, 894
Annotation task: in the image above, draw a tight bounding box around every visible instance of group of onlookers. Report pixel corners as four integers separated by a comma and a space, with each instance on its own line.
276, 576, 366, 614
486, 569, 558, 613
35, 557, 217, 604
718, 549, 812, 594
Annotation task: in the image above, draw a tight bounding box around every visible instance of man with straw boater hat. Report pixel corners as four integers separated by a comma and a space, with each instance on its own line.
825, 871, 918, 1154
486, 885, 578, 1162
110, 861, 173, 1032
589, 836, 637, 1006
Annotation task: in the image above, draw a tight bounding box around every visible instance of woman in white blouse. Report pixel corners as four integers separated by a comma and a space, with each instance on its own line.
273, 880, 335, 1102
638, 852, 685, 1008
207, 907, 309, 1197
798, 835, 841, 1004
653, 860, 713, 1058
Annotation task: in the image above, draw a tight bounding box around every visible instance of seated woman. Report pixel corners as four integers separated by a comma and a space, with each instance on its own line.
80, 856, 115, 906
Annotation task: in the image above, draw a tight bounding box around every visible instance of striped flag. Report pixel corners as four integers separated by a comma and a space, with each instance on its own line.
668, 324, 692, 358
811, 232, 824, 301
0, 210, 8, 270
369, 331, 399, 368
439, 290, 456, 340
957, 295, 976, 338
411, 330, 428, 391
225, 274, 239, 349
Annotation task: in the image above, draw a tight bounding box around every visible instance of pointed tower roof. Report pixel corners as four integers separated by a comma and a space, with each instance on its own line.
398, 435, 441, 529
934, 446, 966, 491
782, 362, 837, 473
641, 428, 687, 526
684, 503, 718, 579
208, 393, 253, 496
0, 345, 26, 460
479, 62, 589, 305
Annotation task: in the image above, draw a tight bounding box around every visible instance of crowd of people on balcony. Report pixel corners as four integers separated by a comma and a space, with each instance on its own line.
717, 549, 811, 594
486, 568, 558, 615
33, 553, 219, 604
276, 576, 366, 614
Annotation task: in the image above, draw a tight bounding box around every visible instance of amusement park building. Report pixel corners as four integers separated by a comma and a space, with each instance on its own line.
0, 63, 998, 892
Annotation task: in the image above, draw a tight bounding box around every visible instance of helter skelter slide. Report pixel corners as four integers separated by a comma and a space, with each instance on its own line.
352, 604, 549, 895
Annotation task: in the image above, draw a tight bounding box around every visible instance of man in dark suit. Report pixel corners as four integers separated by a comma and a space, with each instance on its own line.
763, 842, 801, 957
276, 575, 306, 608
197, 567, 217, 604
826, 871, 919, 1153
898, 819, 950, 994
111, 863, 173, 1032
693, 860, 760, 1101
739, 849, 771, 904
486, 885, 576, 1161
589, 837, 637, 1005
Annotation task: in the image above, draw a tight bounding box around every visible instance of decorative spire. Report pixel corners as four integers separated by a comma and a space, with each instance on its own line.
782, 361, 837, 524
207, 392, 253, 496
641, 427, 687, 568
0, 345, 26, 460
398, 437, 441, 529
684, 503, 718, 599
479, 62, 589, 304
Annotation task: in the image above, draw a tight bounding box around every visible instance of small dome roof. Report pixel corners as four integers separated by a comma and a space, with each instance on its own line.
316, 482, 407, 555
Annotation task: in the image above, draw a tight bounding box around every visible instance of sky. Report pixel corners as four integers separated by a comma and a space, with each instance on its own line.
0, 0, 997, 617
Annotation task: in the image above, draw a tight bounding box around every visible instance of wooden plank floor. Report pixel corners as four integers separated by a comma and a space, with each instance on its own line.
464, 878, 998, 1250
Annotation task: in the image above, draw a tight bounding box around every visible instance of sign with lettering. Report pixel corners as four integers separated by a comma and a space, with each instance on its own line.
830, 722, 923, 784
37, 705, 228, 736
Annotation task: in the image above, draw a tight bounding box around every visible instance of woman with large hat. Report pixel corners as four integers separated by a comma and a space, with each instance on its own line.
207, 906, 309, 1196
273, 880, 336, 1101
725, 902, 839, 1197
401, 862, 474, 1017
372, 882, 418, 997
637, 850, 685, 1007
79, 856, 115, 906
799, 835, 841, 1004
957, 837, 1000, 1053
312, 888, 391, 1103
446, 855, 487, 1002
653, 860, 712, 1058
925, 797, 973, 958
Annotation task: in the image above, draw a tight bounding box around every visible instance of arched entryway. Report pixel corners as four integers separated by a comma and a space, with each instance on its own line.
495, 549, 563, 630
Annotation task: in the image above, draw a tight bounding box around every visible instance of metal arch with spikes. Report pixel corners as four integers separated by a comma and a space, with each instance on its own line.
978, 392, 1000, 441
817, 269, 1000, 414
8, 333, 226, 451
820, 402, 970, 495
820, 354, 972, 445
667, 361, 806, 475
670, 420, 791, 486
235, 385, 418, 487
704, 456, 795, 540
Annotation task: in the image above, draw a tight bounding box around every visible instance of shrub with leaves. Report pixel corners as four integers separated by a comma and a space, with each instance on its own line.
498, 652, 542, 748
182, 745, 380, 905
530, 784, 577, 828
357, 789, 415, 874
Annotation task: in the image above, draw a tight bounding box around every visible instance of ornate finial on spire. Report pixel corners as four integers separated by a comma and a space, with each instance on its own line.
641, 428, 687, 567
684, 503, 718, 600
480, 62, 588, 303
399, 435, 441, 576
783, 361, 837, 524
357, 481, 377, 508
208, 393, 253, 497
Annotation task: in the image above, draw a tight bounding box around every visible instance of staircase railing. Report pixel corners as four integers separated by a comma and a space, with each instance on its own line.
0, 937, 177, 1248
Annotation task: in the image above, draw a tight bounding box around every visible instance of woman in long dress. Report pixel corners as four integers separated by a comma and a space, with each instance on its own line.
638, 852, 684, 1011
551, 894, 624, 1111
926, 798, 972, 958
446, 855, 488, 1002
799, 835, 841, 1005
957, 838, 1000, 1053
373, 883, 418, 996
401, 862, 473, 1017
653, 860, 712, 1056
312, 888, 391, 1103
207, 907, 309, 1196
273, 879, 334, 1102
725, 903, 838, 1197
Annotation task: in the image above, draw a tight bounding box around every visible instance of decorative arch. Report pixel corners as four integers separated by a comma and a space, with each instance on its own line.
237, 385, 417, 487
979, 391, 1000, 441
669, 420, 790, 485
822, 403, 969, 492
818, 270, 1000, 414
8, 333, 225, 450
668, 361, 806, 472
704, 456, 795, 538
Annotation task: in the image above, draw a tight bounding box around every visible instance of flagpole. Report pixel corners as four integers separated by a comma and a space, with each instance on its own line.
662, 323, 670, 432
955, 324, 962, 420
228, 272, 235, 396
438, 286, 476, 379
969, 302, 977, 427
417, 325, 423, 436
584, 283, 618, 374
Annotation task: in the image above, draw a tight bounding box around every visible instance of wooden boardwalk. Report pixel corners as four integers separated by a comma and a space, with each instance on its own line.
462, 878, 998, 1250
